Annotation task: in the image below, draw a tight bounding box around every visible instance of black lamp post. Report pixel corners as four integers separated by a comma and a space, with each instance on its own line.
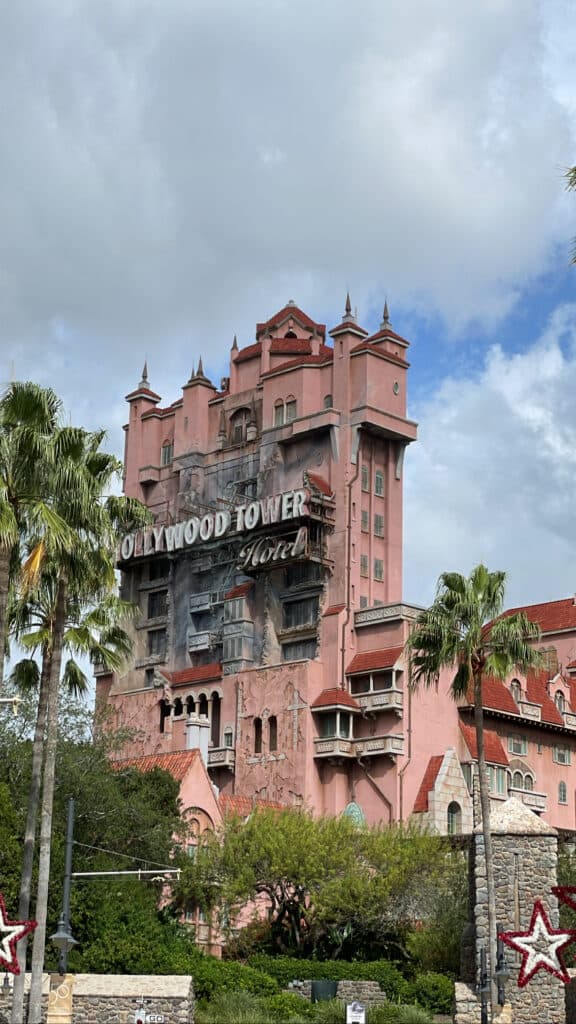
495, 932, 510, 1007
478, 931, 509, 1024
50, 798, 77, 974
478, 947, 490, 1024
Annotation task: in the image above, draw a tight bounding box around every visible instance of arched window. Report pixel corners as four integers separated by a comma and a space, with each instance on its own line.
447, 802, 462, 835
269, 715, 278, 752
559, 781, 568, 804
524, 775, 534, 792
173, 698, 183, 717
274, 400, 284, 427
510, 679, 522, 704
555, 691, 565, 713
161, 440, 174, 466
211, 692, 221, 747
198, 694, 208, 719
230, 408, 250, 444
159, 700, 171, 734
323, 394, 333, 409
186, 695, 195, 716
512, 771, 523, 790
254, 717, 262, 754
285, 396, 297, 422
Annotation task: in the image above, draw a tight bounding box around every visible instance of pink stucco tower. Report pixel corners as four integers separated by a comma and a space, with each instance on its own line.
102, 299, 423, 825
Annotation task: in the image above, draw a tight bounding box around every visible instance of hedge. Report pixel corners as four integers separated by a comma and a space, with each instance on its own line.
248, 954, 409, 1001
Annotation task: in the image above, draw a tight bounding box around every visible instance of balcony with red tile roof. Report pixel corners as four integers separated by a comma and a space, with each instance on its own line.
346, 646, 404, 675
163, 663, 222, 687
111, 750, 200, 781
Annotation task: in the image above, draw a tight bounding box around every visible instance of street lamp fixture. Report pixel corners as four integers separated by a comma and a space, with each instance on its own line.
50, 915, 77, 975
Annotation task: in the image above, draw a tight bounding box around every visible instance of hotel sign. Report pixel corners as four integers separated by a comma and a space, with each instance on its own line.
119, 488, 310, 562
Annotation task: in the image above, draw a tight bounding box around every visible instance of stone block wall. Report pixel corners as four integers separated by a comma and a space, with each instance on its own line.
287, 980, 387, 1007
0, 974, 193, 1024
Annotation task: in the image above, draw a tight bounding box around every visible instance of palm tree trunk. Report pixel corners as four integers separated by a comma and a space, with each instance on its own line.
0, 546, 11, 688
28, 577, 67, 1024
474, 673, 498, 1020
10, 653, 51, 1024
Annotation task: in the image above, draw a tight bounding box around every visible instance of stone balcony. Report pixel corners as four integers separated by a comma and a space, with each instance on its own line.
508, 786, 547, 814
355, 688, 403, 715
207, 747, 236, 770
139, 464, 161, 484
313, 734, 404, 760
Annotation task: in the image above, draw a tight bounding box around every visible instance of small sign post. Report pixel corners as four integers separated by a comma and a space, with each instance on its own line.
346, 1001, 366, 1024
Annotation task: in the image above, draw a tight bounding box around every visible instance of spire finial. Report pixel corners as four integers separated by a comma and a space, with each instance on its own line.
342, 292, 356, 322
380, 300, 392, 330
139, 361, 149, 388
188, 362, 196, 383
232, 334, 238, 351
197, 356, 204, 377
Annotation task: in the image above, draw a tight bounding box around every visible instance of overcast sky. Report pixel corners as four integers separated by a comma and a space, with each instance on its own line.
1, 0, 576, 609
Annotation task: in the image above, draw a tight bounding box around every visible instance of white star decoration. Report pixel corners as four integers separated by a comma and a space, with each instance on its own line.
500, 900, 576, 987
0, 894, 37, 975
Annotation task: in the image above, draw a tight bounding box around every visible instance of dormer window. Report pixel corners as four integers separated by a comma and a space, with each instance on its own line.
510, 679, 522, 704
555, 691, 566, 714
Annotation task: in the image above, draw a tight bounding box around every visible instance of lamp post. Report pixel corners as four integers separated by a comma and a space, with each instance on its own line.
478, 931, 509, 1024
50, 798, 77, 974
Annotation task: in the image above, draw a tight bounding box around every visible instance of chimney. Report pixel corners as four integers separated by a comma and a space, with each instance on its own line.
186, 714, 211, 766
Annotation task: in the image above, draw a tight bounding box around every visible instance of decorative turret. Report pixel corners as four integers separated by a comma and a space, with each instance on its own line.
125, 361, 161, 405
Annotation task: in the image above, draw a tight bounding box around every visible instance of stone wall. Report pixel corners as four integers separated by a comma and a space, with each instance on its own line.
288, 980, 387, 1007
455, 797, 565, 1024
0, 974, 193, 1024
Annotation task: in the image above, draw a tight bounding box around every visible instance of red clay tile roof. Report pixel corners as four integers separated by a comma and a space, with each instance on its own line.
234, 341, 262, 363
307, 473, 333, 497
474, 677, 520, 716
224, 583, 253, 600
164, 663, 222, 686
260, 351, 333, 377
323, 604, 346, 617
413, 755, 444, 813
111, 750, 199, 781
125, 387, 161, 402
366, 327, 410, 346
567, 660, 576, 670
256, 304, 326, 338
346, 645, 404, 675
311, 688, 360, 710
270, 338, 313, 355
501, 598, 576, 634
219, 793, 285, 817
350, 341, 409, 367
459, 721, 509, 765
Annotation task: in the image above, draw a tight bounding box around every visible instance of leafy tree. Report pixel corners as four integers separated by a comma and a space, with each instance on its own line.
405, 564, 541, 1013
176, 807, 451, 959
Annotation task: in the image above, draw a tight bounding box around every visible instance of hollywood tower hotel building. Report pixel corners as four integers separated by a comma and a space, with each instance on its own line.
99, 297, 430, 826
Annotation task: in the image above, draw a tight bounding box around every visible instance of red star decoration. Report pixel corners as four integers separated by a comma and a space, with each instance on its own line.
552, 885, 576, 913
499, 899, 576, 987
0, 894, 37, 975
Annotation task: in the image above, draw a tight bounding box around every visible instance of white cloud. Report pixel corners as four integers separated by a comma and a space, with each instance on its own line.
404, 303, 576, 607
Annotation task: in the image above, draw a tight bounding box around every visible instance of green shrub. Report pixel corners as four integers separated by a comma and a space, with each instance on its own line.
195, 990, 268, 1024
263, 992, 316, 1020
247, 954, 409, 1001
309, 999, 348, 1024
405, 972, 454, 1015
190, 956, 278, 1001
369, 1007, 432, 1024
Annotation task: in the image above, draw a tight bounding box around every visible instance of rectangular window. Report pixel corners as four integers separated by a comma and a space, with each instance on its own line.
319, 712, 337, 738
374, 469, 384, 496
374, 514, 384, 537
144, 668, 155, 688
507, 734, 527, 756
487, 766, 505, 794
374, 558, 384, 581
224, 598, 244, 622
360, 555, 369, 578
283, 596, 319, 629
361, 465, 369, 492
285, 562, 321, 587
554, 746, 571, 765
147, 590, 168, 619
361, 510, 369, 533
462, 763, 472, 793
161, 442, 174, 466
274, 403, 284, 427
285, 400, 297, 422
339, 712, 351, 738
223, 636, 243, 661
147, 629, 166, 658
350, 676, 371, 695
282, 639, 317, 662
359, 595, 368, 609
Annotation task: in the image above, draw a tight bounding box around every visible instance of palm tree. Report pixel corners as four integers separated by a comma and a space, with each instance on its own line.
405, 564, 541, 1020
0, 383, 72, 689
20, 430, 149, 1024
